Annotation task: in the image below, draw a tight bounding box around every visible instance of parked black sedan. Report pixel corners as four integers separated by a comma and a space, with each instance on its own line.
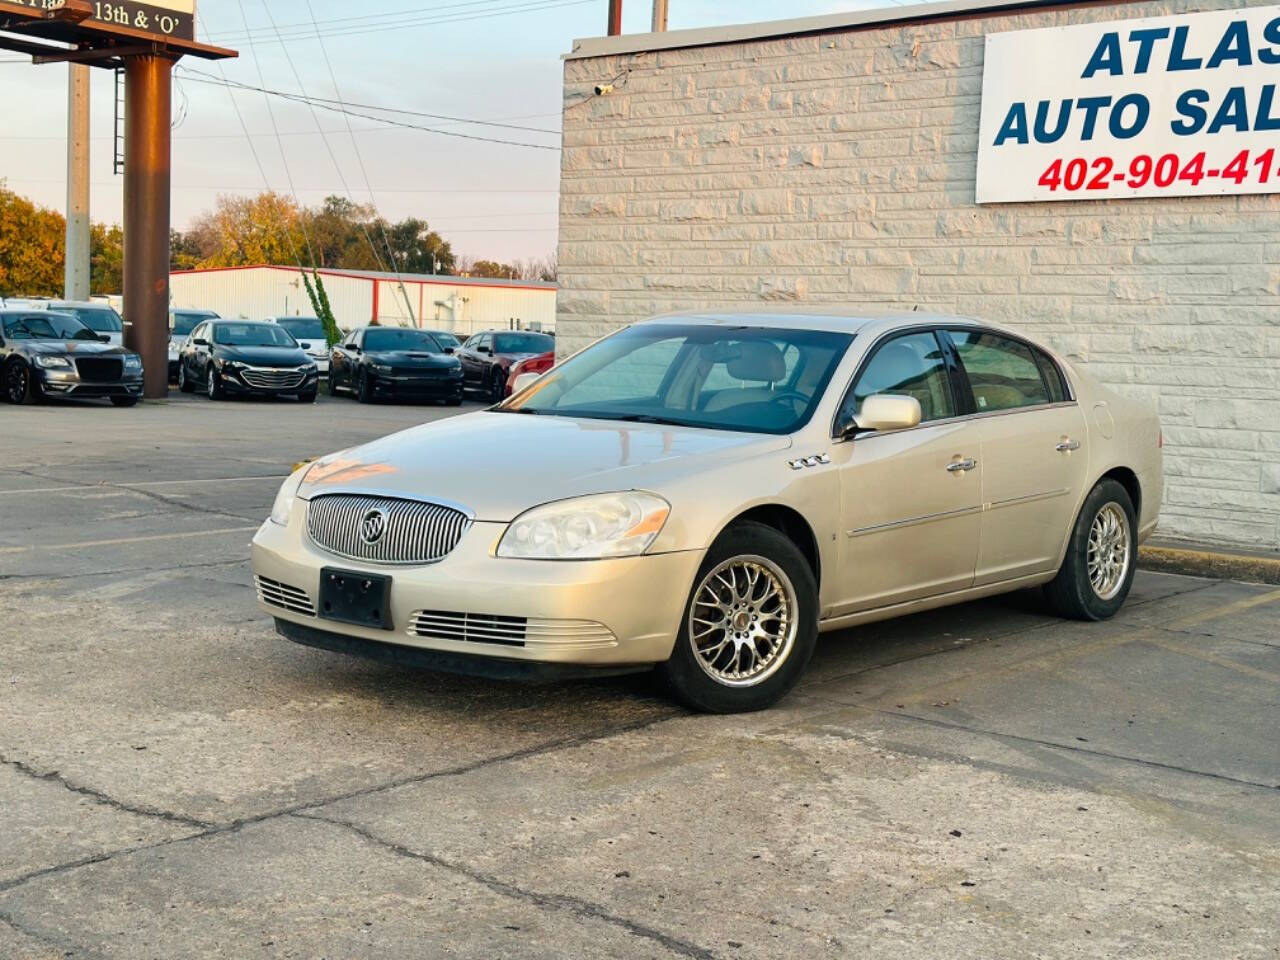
1, 309, 143, 406
176, 319, 318, 402
328, 326, 464, 404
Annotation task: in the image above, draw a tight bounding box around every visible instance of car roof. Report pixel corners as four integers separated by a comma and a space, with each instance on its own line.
635, 309, 985, 335
210, 318, 272, 325
48, 300, 115, 309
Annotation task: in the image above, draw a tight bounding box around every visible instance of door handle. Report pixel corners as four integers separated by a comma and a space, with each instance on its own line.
946, 458, 977, 473
1056, 439, 1081, 452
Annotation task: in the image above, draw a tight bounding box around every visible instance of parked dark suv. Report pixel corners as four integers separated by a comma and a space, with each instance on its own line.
176, 319, 318, 402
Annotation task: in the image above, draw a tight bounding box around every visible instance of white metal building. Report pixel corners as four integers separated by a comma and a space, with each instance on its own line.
170, 265, 557, 336
558, 0, 1280, 552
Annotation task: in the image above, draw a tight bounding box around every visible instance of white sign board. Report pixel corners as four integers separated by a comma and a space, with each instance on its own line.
976, 6, 1280, 203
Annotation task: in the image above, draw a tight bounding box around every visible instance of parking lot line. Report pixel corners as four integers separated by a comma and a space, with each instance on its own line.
0, 526, 259, 554
1166, 589, 1280, 630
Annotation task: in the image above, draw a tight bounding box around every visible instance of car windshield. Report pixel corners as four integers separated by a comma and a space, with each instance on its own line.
503, 323, 852, 435
277, 318, 327, 340
363, 328, 444, 352
428, 330, 460, 347
56, 305, 123, 333
214, 323, 297, 347
172, 310, 217, 336
494, 333, 554, 354
3, 312, 98, 341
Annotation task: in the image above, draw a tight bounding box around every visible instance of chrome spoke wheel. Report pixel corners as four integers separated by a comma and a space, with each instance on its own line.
1087, 502, 1130, 601
689, 555, 797, 688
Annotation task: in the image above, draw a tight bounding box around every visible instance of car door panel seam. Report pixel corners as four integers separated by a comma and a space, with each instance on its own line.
847, 504, 982, 537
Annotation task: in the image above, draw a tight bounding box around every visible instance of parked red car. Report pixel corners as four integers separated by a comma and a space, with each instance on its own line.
506, 349, 555, 397
455, 330, 555, 402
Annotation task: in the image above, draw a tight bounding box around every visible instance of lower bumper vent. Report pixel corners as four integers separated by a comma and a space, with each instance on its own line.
409, 610, 527, 647
256, 575, 316, 616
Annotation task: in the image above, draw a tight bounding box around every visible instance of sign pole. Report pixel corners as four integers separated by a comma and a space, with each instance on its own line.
122, 54, 173, 399
64, 62, 91, 301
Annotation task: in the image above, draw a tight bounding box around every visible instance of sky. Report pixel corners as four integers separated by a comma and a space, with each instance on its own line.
0, 0, 885, 263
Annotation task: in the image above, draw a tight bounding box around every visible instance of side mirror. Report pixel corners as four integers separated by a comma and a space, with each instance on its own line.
511, 371, 543, 394
98, 334, 112, 343
443, 346, 455, 355
477, 345, 491, 354
192, 337, 209, 347
845, 395, 922, 436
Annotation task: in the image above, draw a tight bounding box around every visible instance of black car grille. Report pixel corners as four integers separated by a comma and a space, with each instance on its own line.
306, 494, 471, 565
241, 367, 307, 390
75, 357, 123, 382
390, 367, 452, 379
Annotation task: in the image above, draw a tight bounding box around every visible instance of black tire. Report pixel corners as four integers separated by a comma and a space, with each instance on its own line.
178, 361, 194, 393
297, 389, 318, 403
357, 370, 374, 404
1044, 478, 1137, 622
206, 364, 224, 400
658, 521, 818, 713
4, 360, 34, 405
489, 369, 507, 404
445, 396, 463, 407
110, 396, 139, 407
326, 372, 338, 397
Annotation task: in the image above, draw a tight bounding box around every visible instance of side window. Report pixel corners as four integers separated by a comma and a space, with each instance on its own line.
191, 323, 205, 342
1033, 349, 1069, 404
478, 334, 492, 352
950, 331, 1051, 412
844, 331, 955, 425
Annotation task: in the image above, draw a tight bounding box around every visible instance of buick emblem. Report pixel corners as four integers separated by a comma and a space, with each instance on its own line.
360, 508, 388, 545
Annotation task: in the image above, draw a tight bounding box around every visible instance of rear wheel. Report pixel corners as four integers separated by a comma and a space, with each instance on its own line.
4, 360, 33, 404
658, 521, 817, 713
1044, 478, 1137, 621
110, 396, 138, 407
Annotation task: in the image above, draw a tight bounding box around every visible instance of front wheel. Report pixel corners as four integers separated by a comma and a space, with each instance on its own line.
326, 372, 338, 396
110, 396, 139, 408
297, 389, 317, 404
206, 364, 224, 400
178, 361, 194, 393
4, 360, 34, 404
1044, 478, 1137, 621
489, 369, 507, 404
658, 521, 818, 713
356, 370, 374, 404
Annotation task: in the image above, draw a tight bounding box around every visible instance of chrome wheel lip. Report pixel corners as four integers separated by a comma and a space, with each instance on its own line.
1088, 501, 1131, 601
688, 554, 798, 689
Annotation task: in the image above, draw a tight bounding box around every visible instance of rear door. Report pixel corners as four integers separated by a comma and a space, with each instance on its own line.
831, 329, 982, 616
943, 329, 1089, 585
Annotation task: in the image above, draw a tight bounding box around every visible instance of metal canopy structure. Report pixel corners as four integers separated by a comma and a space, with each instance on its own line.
0, 0, 235, 399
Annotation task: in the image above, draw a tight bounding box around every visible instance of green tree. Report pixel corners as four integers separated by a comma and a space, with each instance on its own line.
188, 192, 307, 268
90, 223, 124, 294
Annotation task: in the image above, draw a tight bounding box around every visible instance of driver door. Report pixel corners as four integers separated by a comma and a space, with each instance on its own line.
830, 330, 982, 616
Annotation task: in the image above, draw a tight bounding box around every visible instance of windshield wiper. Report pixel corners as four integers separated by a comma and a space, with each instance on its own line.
609, 413, 694, 427
495, 406, 541, 414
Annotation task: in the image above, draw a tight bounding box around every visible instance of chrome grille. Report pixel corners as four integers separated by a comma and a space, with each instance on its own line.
407, 611, 618, 650
306, 494, 471, 565
409, 611, 527, 647
240, 366, 307, 389
255, 575, 315, 616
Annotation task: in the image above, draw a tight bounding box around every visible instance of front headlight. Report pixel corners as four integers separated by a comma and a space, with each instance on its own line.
34, 355, 73, 369
223, 360, 245, 371
123, 355, 142, 370
496, 492, 670, 560
372, 364, 392, 374
268, 466, 308, 526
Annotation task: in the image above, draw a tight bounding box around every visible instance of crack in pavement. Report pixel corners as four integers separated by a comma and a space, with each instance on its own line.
0, 754, 213, 830
109, 483, 263, 524
0, 711, 682, 896
295, 811, 718, 960
0, 558, 247, 583
808, 696, 1280, 791
0, 907, 112, 960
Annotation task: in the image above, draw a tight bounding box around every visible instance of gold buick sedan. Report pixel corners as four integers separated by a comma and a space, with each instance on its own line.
252, 312, 1162, 713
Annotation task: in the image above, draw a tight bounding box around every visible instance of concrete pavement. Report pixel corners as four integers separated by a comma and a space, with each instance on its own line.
1, 393, 1276, 959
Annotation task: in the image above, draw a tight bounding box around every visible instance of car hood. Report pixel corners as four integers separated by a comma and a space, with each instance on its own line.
299, 411, 791, 521
26, 340, 134, 357
366, 350, 458, 369
219, 345, 310, 366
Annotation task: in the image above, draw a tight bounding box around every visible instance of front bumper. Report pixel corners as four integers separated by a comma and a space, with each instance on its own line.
221, 367, 319, 396
368, 372, 464, 402
35, 368, 144, 400
250, 509, 702, 668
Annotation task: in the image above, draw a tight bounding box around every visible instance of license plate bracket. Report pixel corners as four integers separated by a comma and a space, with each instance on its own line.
319, 567, 393, 631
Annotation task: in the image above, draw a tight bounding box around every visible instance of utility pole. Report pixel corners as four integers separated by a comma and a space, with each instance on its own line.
651, 0, 668, 32
64, 63, 91, 301
607, 0, 622, 35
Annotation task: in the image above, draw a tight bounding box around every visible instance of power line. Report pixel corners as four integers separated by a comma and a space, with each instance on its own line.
177, 66, 558, 135
176, 69, 559, 151
204, 0, 595, 45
